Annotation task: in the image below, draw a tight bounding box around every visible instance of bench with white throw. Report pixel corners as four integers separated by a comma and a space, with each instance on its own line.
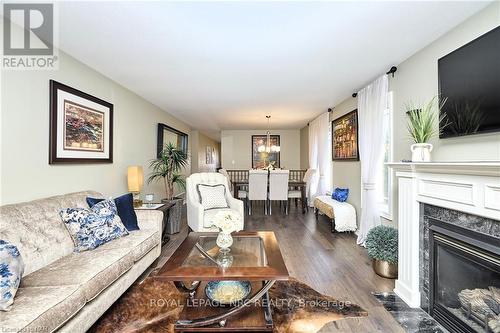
313, 195, 357, 233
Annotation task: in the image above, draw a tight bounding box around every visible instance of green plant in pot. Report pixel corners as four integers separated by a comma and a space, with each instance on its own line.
405, 96, 447, 162
366, 225, 398, 279
148, 143, 189, 234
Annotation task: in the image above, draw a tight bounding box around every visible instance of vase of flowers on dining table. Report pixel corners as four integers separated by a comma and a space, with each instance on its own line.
213, 210, 242, 253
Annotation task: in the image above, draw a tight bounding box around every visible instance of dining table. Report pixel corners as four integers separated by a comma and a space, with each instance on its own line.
232, 178, 307, 213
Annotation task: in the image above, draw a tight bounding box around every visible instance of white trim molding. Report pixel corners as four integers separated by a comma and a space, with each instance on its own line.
388, 161, 500, 308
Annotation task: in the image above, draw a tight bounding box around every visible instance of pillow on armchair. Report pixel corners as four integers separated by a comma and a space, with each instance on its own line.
197, 184, 229, 210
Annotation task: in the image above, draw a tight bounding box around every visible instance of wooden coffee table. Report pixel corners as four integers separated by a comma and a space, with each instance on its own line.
156, 231, 289, 331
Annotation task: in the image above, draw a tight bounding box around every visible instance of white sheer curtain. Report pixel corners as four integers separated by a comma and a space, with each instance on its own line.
356, 75, 388, 246
308, 112, 332, 204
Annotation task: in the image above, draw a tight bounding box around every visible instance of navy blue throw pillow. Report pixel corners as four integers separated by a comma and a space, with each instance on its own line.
332, 188, 349, 202
86, 193, 139, 231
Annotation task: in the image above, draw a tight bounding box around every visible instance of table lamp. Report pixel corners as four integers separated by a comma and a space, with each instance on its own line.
127, 166, 144, 207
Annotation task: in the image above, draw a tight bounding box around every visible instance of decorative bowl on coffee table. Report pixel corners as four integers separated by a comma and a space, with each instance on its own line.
205, 280, 252, 306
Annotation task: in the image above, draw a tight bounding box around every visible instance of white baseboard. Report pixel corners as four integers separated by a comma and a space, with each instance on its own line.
394, 280, 421, 308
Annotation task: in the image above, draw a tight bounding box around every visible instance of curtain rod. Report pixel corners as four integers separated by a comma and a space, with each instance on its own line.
308, 108, 333, 126
351, 66, 397, 98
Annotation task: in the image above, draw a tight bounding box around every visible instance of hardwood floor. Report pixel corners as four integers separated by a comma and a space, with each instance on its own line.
150, 202, 404, 333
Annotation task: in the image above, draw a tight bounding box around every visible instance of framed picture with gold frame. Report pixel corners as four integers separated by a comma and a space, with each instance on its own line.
49, 80, 113, 164
251, 135, 280, 169
332, 110, 359, 161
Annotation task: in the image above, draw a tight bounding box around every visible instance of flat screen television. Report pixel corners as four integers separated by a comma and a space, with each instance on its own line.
438, 26, 500, 138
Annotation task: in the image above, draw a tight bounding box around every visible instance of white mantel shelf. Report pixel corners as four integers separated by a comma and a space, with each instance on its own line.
387, 161, 500, 309
387, 161, 500, 177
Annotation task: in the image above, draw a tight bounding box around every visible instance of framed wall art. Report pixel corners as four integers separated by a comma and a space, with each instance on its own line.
49, 80, 113, 164
251, 135, 280, 169
157, 123, 188, 158
332, 109, 359, 161
206, 146, 215, 164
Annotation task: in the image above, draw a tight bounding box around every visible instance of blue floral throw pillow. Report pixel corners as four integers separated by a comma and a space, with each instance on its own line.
60, 199, 128, 252
0, 240, 24, 311
332, 188, 349, 202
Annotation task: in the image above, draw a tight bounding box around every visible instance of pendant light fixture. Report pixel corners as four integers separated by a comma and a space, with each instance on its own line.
258, 115, 280, 153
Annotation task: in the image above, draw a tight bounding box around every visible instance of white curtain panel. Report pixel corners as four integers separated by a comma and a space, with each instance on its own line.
356, 75, 388, 246
308, 112, 332, 205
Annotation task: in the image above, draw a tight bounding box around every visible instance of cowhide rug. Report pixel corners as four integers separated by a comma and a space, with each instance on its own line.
90, 277, 367, 333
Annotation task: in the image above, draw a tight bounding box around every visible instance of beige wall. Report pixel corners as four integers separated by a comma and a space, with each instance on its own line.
221, 129, 301, 170
1, 49, 191, 205
323, 3, 500, 228
391, 2, 500, 163
300, 126, 309, 169
191, 130, 221, 173
328, 99, 363, 226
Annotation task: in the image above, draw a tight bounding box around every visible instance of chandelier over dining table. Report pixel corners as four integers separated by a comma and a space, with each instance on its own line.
257, 115, 281, 153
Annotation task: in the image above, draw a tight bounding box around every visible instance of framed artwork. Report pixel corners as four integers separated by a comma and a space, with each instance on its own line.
157, 123, 188, 158
49, 80, 113, 164
251, 135, 280, 169
205, 146, 215, 164
332, 110, 359, 161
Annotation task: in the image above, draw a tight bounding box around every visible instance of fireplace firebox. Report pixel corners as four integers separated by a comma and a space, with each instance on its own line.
429, 218, 500, 333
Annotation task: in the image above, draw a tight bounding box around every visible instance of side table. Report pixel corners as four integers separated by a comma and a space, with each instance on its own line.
135, 202, 175, 245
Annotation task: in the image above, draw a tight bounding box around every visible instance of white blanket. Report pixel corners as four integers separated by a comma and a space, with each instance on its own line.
316, 195, 357, 232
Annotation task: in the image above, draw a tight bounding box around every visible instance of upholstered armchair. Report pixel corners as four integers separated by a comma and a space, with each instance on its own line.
186, 172, 245, 232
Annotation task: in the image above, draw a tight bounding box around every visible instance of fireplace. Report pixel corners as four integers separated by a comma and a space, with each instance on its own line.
429, 218, 500, 333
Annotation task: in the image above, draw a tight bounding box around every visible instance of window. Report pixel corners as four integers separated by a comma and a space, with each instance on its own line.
379, 91, 393, 219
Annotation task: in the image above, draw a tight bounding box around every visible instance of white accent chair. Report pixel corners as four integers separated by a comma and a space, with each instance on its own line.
186, 172, 245, 232
248, 169, 268, 215
269, 169, 290, 215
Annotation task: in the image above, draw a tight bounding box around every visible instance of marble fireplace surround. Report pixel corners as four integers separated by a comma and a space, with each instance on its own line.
387, 162, 500, 308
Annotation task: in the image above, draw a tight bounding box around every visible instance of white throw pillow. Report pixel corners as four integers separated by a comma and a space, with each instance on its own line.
197, 184, 229, 210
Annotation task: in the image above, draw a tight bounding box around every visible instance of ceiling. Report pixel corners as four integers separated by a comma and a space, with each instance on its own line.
57, 1, 491, 140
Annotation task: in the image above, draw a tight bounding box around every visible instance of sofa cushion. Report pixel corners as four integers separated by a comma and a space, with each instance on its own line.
0, 284, 86, 333
0, 240, 24, 311
60, 199, 128, 253
86, 193, 140, 231
99, 229, 159, 262
0, 191, 102, 276
21, 247, 134, 302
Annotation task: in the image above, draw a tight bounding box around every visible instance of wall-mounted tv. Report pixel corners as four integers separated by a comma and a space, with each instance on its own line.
438, 26, 500, 138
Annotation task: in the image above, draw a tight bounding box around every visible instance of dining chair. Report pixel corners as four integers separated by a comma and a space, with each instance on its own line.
269, 169, 290, 215
289, 168, 317, 211
248, 169, 268, 215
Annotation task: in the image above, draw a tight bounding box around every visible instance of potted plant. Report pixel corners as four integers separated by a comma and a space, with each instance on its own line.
148, 143, 189, 234
365, 225, 398, 278
405, 96, 447, 162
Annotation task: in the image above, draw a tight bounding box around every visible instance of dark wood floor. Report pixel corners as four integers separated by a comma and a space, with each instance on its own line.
151, 202, 404, 333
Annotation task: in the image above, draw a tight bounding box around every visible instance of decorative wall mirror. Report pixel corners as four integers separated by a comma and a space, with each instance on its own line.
157, 123, 188, 157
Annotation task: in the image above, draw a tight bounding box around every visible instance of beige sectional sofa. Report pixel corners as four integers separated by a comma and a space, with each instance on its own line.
0, 191, 163, 332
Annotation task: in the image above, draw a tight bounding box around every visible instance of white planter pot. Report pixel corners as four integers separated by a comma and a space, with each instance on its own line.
411, 143, 433, 162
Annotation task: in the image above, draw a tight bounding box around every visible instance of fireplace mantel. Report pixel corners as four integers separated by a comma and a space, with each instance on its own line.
387, 161, 500, 308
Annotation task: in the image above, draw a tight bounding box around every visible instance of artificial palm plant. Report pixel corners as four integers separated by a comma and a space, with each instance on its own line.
148, 143, 189, 200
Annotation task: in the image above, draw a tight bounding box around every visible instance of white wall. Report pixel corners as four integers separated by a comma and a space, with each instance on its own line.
1, 49, 191, 205
221, 129, 301, 169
